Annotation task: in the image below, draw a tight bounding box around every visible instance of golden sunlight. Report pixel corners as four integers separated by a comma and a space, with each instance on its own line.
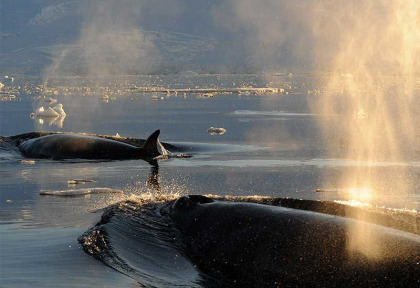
310, 0, 419, 259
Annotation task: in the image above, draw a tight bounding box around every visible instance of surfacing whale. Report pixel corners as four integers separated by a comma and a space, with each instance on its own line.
19, 130, 161, 161
167, 195, 420, 287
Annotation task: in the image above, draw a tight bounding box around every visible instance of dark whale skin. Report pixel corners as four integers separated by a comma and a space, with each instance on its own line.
168, 195, 420, 287
19, 130, 161, 161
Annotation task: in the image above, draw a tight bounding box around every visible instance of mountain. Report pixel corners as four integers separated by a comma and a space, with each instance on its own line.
0, 0, 256, 76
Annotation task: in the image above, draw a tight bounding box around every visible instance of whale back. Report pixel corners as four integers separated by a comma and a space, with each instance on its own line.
19, 130, 161, 161
169, 196, 420, 286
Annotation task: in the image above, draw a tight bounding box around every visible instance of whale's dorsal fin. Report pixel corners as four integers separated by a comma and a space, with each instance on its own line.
141, 129, 161, 157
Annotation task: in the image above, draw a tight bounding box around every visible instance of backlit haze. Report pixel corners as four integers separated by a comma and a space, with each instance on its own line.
1, 0, 419, 260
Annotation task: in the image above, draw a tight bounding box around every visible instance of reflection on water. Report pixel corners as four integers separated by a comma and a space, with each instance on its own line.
1, 74, 419, 219
0, 74, 419, 287
0, 225, 138, 287
1, 163, 164, 229
147, 165, 161, 191
33, 115, 66, 128
167, 158, 420, 168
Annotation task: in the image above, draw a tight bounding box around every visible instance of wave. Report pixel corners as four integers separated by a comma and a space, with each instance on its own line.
78, 195, 217, 287
234, 110, 315, 117
78, 194, 420, 287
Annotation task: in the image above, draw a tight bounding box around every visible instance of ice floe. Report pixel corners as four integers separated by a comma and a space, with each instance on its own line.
39, 187, 123, 196
35, 103, 66, 117
207, 127, 227, 135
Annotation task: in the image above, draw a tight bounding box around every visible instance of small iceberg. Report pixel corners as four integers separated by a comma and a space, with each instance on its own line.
52, 103, 66, 116
36, 103, 66, 117
207, 127, 227, 135
39, 187, 123, 196
36, 106, 59, 117
20, 160, 36, 165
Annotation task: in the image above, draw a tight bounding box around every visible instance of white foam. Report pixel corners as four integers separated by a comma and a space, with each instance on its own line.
157, 139, 170, 156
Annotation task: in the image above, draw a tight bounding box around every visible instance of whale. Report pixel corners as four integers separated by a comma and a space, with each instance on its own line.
167, 195, 420, 287
19, 129, 161, 161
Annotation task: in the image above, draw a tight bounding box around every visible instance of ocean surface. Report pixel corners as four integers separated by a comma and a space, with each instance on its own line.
1, 74, 419, 287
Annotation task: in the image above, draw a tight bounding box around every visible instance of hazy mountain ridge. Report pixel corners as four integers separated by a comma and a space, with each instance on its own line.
28, 3, 71, 26
0, 0, 250, 76
3, 1, 416, 76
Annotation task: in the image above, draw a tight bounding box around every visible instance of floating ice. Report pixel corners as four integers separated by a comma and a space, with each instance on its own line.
52, 103, 66, 116
36, 106, 60, 117
35, 103, 66, 117
207, 127, 227, 135
198, 93, 214, 98
39, 187, 123, 196
67, 179, 96, 185
73, 179, 95, 183
44, 98, 57, 103
135, 87, 280, 95
20, 160, 36, 165
101, 95, 117, 102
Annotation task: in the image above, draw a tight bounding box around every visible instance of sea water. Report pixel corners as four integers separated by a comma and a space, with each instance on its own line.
1, 74, 419, 287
